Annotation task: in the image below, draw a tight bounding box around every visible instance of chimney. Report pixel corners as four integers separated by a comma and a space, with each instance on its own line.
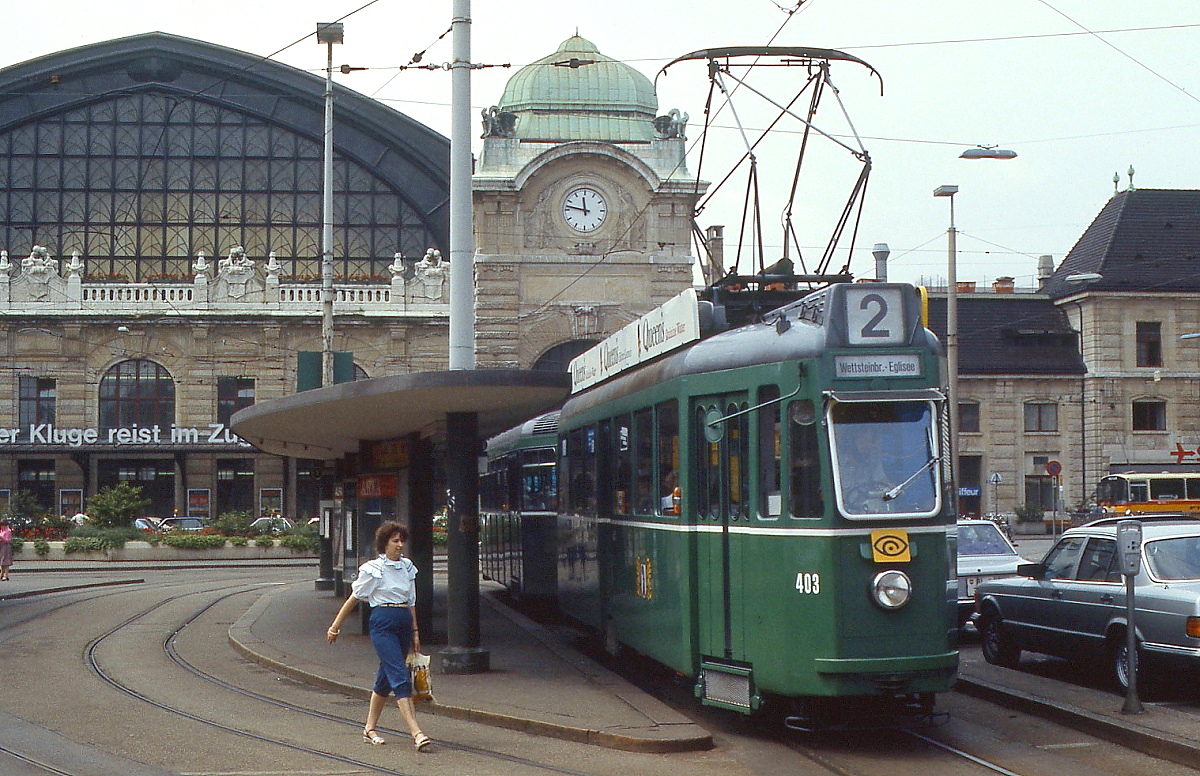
993, 276, 1015, 293
871, 242, 890, 282
1037, 255, 1054, 284
705, 225, 725, 285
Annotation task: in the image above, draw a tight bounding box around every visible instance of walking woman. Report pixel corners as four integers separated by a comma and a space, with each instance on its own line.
0, 517, 13, 581
327, 521, 430, 751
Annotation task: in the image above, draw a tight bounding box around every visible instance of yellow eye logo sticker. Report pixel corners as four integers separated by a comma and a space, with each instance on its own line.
871, 529, 911, 563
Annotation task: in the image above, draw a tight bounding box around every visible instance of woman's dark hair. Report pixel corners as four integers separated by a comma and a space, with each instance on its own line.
374, 521, 409, 555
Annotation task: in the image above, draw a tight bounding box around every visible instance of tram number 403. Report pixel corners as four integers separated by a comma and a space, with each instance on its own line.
795, 572, 821, 594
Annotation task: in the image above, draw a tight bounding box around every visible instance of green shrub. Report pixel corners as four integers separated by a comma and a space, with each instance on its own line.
280, 533, 318, 553
210, 510, 254, 536
1014, 504, 1044, 523
64, 536, 112, 554
229, 535, 249, 547
34, 539, 50, 556
86, 483, 151, 528
162, 534, 227, 550
10, 537, 23, 553
254, 534, 275, 548
71, 525, 145, 548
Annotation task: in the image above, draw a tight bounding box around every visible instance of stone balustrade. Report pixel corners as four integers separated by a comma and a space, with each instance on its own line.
0, 246, 449, 316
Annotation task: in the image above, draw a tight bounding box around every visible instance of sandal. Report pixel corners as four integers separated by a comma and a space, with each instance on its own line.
414, 732, 431, 751
363, 728, 386, 745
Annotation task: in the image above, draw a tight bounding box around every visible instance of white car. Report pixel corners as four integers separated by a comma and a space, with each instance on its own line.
956, 519, 1026, 628
249, 516, 294, 535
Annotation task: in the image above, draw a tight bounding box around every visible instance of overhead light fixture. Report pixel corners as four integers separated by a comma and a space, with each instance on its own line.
960, 146, 1017, 160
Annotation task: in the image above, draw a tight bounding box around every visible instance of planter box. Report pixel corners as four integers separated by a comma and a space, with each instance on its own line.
14, 540, 316, 563
1013, 521, 1047, 535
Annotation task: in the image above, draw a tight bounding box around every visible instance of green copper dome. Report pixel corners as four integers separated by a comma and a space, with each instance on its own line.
494, 35, 658, 142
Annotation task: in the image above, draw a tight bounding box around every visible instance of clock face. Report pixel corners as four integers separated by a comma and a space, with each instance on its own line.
562, 187, 608, 233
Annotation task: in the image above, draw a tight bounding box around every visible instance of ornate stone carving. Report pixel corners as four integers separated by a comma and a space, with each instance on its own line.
413, 248, 446, 300
481, 106, 518, 138
216, 245, 257, 299
653, 108, 689, 140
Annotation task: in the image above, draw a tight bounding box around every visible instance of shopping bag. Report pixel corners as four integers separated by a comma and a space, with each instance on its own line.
406, 651, 434, 703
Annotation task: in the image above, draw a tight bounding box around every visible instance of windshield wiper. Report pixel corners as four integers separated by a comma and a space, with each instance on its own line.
882, 456, 940, 501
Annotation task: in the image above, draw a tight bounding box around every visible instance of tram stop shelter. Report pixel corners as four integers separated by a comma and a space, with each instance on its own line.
230, 369, 570, 673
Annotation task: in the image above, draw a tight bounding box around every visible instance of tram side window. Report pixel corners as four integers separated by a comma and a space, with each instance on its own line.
1188, 478, 1200, 500
567, 428, 597, 514
758, 386, 782, 519
634, 409, 655, 514
520, 448, 557, 512
697, 405, 718, 519
614, 416, 632, 514
656, 401, 680, 516
1128, 480, 1149, 502
596, 419, 612, 515
789, 399, 823, 518
728, 401, 749, 520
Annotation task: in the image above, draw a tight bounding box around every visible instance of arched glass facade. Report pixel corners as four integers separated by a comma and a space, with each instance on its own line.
98, 359, 176, 430
0, 92, 439, 282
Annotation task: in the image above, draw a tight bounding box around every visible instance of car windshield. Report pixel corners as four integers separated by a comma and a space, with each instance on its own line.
1144, 536, 1200, 581
958, 523, 1012, 555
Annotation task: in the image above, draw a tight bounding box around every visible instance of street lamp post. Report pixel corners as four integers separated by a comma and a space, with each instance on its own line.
934, 185, 959, 514
317, 22, 343, 389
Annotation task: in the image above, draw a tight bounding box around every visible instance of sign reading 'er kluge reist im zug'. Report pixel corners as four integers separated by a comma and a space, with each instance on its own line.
569, 288, 702, 393
0, 423, 250, 448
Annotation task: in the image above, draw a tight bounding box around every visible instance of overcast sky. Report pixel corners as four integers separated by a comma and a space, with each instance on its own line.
8, 1, 1199, 288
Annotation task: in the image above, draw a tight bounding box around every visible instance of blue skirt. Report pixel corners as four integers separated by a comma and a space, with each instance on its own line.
368, 605, 414, 698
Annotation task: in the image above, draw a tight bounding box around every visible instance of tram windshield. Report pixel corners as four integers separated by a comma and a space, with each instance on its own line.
830, 400, 941, 519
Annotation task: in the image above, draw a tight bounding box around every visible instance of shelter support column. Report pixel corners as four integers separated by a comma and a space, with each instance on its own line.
440, 411, 488, 673
409, 434, 436, 640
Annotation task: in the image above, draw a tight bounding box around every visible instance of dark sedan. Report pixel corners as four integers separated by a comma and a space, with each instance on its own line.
973, 516, 1200, 691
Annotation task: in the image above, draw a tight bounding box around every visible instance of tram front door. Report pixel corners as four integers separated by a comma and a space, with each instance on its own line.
693, 393, 750, 663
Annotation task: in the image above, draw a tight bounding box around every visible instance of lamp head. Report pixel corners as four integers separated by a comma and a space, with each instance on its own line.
933, 185, 959, 198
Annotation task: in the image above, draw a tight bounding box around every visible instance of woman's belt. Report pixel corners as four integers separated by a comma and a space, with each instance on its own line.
373, 602, 409, 607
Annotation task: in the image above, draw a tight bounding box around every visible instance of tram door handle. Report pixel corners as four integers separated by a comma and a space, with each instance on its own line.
1100, 594, 1115, 604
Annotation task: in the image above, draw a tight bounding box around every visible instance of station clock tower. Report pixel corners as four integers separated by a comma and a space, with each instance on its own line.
473, 35, 707, 369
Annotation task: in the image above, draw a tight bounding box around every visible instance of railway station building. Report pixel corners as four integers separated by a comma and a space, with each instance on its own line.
0, 32, 701, 521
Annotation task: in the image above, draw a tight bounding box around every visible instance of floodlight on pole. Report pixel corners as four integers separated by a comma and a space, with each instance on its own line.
933, 184, 959, 514
318, 22, 343, 388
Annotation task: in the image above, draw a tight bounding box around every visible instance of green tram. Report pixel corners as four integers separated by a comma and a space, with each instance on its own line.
484, 282, 958, 726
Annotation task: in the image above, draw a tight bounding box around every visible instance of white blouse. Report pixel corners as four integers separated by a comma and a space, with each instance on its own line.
351, 554, 418, 607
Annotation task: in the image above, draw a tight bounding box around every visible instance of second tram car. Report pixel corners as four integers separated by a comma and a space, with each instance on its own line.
482, 282, 958, 725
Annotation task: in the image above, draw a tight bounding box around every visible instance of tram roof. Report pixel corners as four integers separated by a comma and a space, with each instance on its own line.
230, 370, 570, 460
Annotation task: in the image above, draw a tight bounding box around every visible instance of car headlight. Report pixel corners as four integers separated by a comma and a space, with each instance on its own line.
871, 569, 912, 609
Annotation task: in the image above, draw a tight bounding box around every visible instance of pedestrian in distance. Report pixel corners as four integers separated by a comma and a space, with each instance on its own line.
327, 521, 431, 752
0, 517, 13, 581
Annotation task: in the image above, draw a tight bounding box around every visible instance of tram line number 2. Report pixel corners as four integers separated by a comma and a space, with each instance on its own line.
795, 572, 821, 594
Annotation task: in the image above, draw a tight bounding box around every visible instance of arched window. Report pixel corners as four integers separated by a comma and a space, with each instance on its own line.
99, 359, 175, 430
533, 340, 596, 373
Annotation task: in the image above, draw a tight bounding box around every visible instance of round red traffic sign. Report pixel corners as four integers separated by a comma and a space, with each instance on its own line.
1045, 460, 1062, 476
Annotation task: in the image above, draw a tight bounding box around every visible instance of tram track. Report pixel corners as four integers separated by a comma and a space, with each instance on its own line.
0, 743, 76, 776
84, 582, 599, 776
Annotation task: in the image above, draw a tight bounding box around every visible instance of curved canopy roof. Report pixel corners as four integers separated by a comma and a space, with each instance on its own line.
0, 32, 450, 245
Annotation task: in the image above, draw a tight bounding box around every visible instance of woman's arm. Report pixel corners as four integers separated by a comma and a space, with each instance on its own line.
409, 605, 421, 653
326, 594, 360, 643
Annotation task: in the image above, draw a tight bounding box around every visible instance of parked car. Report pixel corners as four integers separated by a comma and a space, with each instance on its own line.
249, 516, 294, 535
157, 516, 208, 533
973, 516, 1200, 691
132, 517, 161, 533
955, 519, 1026, 628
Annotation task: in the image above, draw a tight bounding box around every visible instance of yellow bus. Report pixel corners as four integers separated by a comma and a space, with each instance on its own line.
1096, 472, 1200, 515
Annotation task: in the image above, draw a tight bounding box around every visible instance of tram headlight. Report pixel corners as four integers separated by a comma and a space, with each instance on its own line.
871, 569, 912, 610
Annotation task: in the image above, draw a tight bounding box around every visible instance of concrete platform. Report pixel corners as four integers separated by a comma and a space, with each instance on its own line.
229, 577, 714, 753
